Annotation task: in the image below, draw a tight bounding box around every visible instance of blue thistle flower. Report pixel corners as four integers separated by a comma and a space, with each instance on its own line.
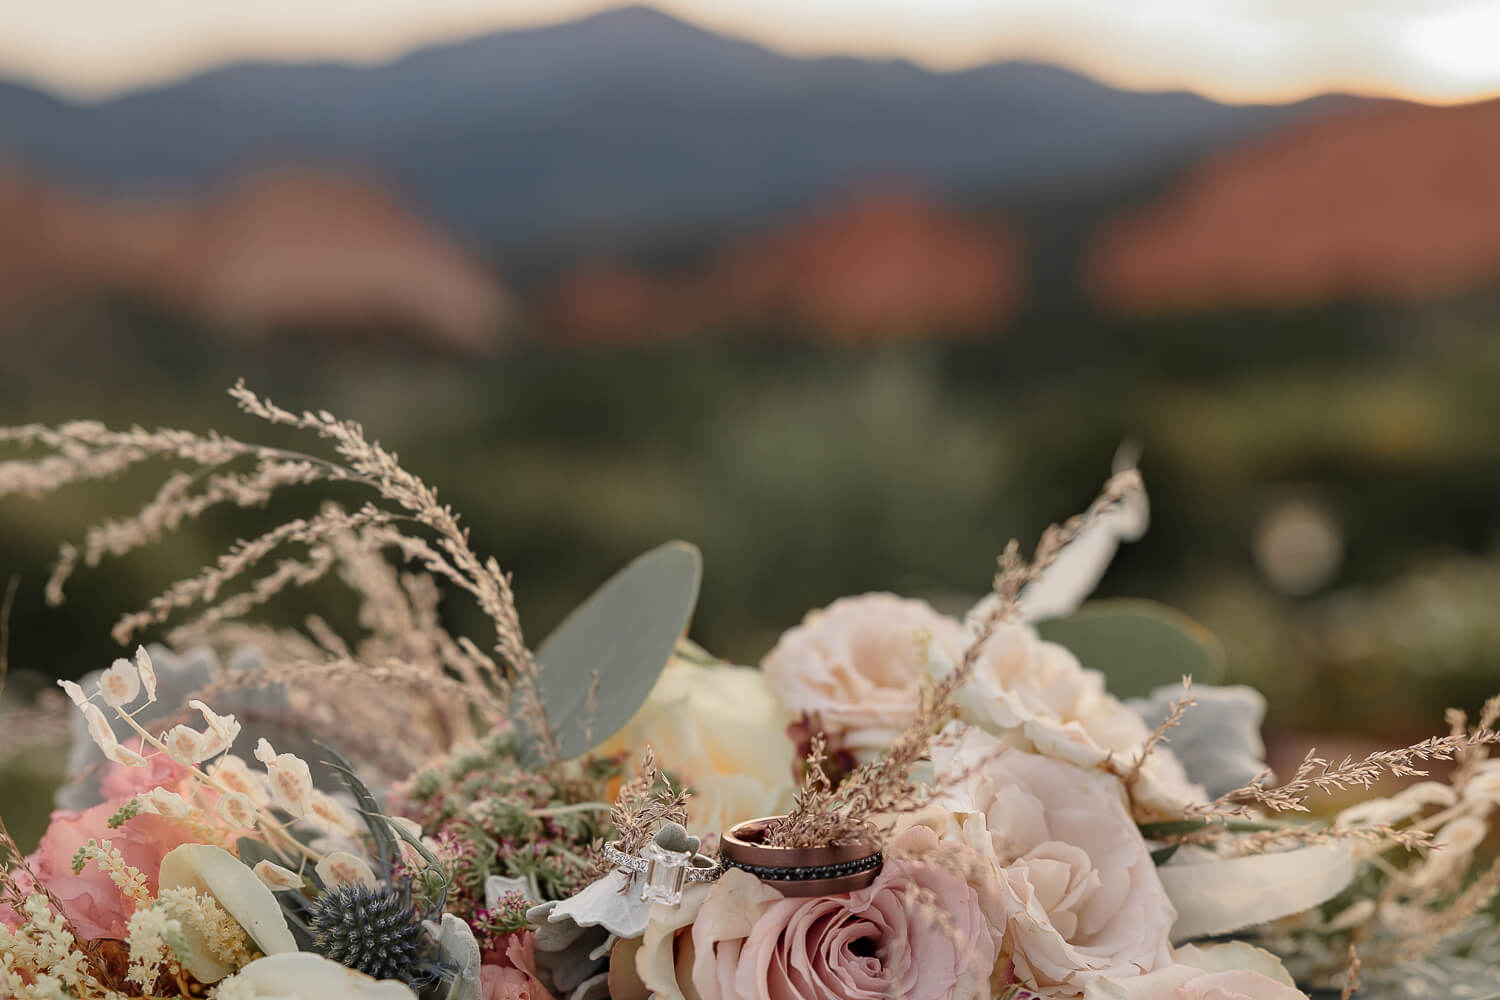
308, 883, 428, 983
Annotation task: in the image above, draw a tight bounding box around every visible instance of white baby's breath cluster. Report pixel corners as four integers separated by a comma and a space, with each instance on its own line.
157, 886, 255, 974
0, 895, 98, 1000
125, 902, 192, 990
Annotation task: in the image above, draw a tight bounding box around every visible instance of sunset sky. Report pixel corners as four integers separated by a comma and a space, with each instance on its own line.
1, 0, 1498, 105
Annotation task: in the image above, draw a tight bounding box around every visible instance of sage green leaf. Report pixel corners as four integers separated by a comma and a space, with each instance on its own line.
531, 541, 702, 763
1036, 598, 1225, 700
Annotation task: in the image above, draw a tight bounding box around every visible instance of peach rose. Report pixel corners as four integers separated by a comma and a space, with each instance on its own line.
937, 728, 1176, 998
761, 594, 968, 755
29, 796, 205, 939
690, 826, 1000, 1000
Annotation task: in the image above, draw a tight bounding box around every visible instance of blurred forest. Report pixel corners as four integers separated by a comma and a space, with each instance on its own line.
6, 293, 1500, 740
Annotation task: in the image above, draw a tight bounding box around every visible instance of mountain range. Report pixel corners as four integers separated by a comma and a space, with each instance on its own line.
0, 4, 1326, 260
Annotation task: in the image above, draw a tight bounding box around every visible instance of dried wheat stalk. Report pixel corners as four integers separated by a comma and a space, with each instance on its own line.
0, 383, 561, 764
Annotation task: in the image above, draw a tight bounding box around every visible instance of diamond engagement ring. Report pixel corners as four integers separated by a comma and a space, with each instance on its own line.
604, 840, 721, 907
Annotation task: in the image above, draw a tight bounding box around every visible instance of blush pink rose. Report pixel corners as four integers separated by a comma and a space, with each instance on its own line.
28, 796, 205, 940
691, 826, 1001, 1000
937, 730, 1176, 997
761, 593, 969, 755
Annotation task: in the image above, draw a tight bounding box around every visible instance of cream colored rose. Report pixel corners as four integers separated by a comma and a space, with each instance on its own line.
1081, 941, 1308, 1000
761, 593, 968, 755
605, 657, 796, 837
937, 727, 1176, 998
932, 622, 1203, 820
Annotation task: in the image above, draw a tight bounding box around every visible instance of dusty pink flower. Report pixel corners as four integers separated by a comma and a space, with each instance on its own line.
29, 797, 204, 939
761, 593, 969, 755
691, 825, 1000, 1000
480, 933, 553, 1000
480, 965, 551, 1000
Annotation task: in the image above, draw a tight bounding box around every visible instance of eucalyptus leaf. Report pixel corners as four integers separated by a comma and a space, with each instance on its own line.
1036, 598, 1225, 700
526, 541, 702, 763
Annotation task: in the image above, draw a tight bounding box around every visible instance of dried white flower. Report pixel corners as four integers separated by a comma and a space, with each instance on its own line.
308, 791, 360, 834
189, 699, 241, 758
166, 725, 206, 765
108, 742, 150, 767
216, 792, 259, 830
210, 754, 270, 807
136, 645, 158, 702
98, 658, 142, 708
253, 860, 305, 893
142, 788, 194, 819
255, 738, 314, 818
58, 678, 88, 707
315, 851, 379, 890
82, 702, 120, 755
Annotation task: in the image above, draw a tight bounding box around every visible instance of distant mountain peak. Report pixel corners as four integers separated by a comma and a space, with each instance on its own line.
576, 4, 700, 28
0, 7, 1314, 257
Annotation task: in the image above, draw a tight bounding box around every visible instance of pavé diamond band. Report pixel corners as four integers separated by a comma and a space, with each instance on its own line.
602, 842, 722, 883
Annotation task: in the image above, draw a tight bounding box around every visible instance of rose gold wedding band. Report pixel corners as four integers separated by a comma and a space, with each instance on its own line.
720, 817, 882, 897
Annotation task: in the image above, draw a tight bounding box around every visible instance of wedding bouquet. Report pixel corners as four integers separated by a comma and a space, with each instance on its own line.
1, 384, 1497, 1000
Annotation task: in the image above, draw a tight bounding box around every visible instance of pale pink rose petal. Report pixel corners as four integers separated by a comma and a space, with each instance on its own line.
761, 593, 969, 752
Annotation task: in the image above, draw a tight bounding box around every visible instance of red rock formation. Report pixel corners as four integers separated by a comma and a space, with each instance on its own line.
0, 168, 507, 351
544, 261, 680, 343
541, 188, 1023, 344
707, 188, 1023, 341
1088, 98, 1500, 312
